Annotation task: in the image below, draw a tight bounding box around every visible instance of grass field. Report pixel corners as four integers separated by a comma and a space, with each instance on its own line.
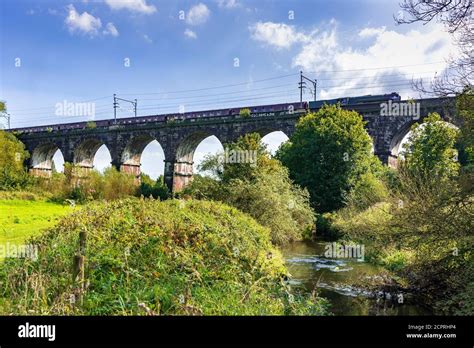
0, 199, 73, 253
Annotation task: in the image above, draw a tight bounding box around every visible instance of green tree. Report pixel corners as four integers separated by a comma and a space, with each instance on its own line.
276, 104, 378, 213
456, 90, 474, 169
184, 133, 315, 245
0, 130, 30, 189
400, 113, 460, 180
139, 173, 170, 200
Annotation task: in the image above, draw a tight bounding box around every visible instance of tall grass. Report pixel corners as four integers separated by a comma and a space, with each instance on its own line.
0, 198, 329, 315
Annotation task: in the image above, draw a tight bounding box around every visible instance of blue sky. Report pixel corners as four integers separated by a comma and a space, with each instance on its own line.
0, 0, 456, 178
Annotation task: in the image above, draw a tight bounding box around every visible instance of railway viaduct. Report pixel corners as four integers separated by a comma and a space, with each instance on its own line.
10, 97, 457, 193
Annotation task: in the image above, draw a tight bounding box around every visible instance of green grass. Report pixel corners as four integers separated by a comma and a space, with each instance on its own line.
0, 198, 330, 315
0, 199, 73, 250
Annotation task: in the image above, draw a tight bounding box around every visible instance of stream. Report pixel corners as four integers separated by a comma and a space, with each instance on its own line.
280, 240, 432, 315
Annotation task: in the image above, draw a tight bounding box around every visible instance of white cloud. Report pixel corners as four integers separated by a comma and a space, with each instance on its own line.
186, 3, 210, 25
358, 26, 386, 38
65, 4, 102, 36
249, 21, 309, 49
184, 29, 197, 39
216, 0, 240, 9
292, 28, 338, 72
104, 0, 156, 14
143, 34, 153, 43
250, 20, 455, 99
103, 22, 119, 36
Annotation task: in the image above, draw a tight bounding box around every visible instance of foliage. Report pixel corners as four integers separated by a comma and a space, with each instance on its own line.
183, 133, 315, 245
138, 174, 169, 200
456, 90, 474, 170
330, 106, 474, 313
276, 104, 379, 213
37, 165, 138, 203
0, 198, 329, 315
400, 112, 460, 180
0, 130, 31, 190
315, 212, 343, 241
239, 108, 251, 118
85, 121, 97, 129
345, 172, 389, 212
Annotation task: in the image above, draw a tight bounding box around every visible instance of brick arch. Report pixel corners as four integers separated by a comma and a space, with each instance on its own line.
29, 142, 62, 177
73, 138, 110, 169
388, 116, 461, 168
119, 133, 164, 178
172, 131, 224, 192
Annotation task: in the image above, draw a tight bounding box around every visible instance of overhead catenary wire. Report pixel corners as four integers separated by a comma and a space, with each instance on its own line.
9, 80, 428, 126
7, 66, 442, 114
6, 62, 446, 127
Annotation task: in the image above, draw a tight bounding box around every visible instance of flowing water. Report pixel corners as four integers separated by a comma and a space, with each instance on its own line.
280, 240, 432, 315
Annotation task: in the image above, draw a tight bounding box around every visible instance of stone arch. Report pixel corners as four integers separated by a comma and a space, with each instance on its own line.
74, 138, 108, 170
388, 117, 460, 168
388, 121, 415, 167
173, 131, 223, 191
52, 149, 65, 173
121, 134, 165, 179
93, 145, 112, 173
30, 142, 61, 177
193, 135, 225, 175
261, 130, 290, 155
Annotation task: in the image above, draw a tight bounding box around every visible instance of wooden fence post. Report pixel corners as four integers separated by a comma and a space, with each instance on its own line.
72, 229, 87, 306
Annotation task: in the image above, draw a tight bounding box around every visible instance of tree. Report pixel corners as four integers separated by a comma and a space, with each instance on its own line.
400, 113, 460, 180
184, 133, 315, 245
456, 89, 474, 169
396, 0, 473, 95
276, 104, 379, 213
139, 174, 170, 200
0, 130, 30, 189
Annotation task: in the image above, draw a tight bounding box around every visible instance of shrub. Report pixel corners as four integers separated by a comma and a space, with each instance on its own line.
0, 199, 329, 315
102, 167, 137, 200
0, 130, 30, 190
85, 121, 97, 129
183, 133, 315, 245
346, 172, 389, 211
239, 108, 251, 118
138, 174, 169, 200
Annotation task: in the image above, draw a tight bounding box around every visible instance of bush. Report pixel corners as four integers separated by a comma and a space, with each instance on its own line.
183, 133, 315, 245
101, 167, 137, 200
315, 213, 342, 241
138, 174, 169, 200
239, 108, 251, 118
85, 121, 97, 129
0, 130, 31, 190
0, 198, 329, 315
37, 166, 138, 203
346, 172, 389, 211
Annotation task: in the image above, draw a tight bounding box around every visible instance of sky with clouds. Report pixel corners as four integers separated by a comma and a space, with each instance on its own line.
0, 0, 457, 178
